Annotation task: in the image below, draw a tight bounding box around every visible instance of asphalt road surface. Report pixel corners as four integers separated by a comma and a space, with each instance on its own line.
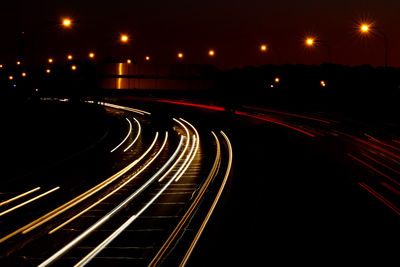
1, 98, 399, 266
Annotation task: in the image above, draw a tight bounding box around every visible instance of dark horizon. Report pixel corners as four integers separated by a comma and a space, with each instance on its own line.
1, 0, 400, 69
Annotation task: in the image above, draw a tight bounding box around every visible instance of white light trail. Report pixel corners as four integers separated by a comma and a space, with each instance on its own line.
73, 136, 194, 267
48, 132, 167, 234
110, 118, 132, 153
0, 133, 159, 243
39, 134, 184, 267
123, 117, 141, 152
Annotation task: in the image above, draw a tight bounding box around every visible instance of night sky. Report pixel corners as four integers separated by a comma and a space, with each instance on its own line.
1, 0, 399, 69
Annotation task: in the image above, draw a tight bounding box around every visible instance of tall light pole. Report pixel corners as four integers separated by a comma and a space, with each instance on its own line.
305, 36, 332, 64
359, 23, 388, 67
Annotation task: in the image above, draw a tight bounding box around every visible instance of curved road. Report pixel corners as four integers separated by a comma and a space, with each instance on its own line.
1, 98, 400, 266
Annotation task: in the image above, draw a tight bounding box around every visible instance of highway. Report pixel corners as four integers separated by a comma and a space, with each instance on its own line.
1, 98, 400, 266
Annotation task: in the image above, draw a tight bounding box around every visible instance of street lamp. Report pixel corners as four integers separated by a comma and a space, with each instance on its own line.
208, 49, 215, 56
359, 22, 388, 67
62, 18, 72, 28
178, 52, 184, 59
304, 36, 331, 63
260, 44, 267, 52
120, 34, 129, 43
89, 52, 95, 58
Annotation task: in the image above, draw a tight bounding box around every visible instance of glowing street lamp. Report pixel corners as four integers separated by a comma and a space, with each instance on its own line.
8, 76, 13, 80
360, 24, 370, 33
177, 52, 184, 59
120, 34, 129, 43
62, 18, 72, 28
274, 77, 280, 83
46, 68, 51, 74
358, 21, 388, 67
145, 56, 150, 61
48, 58, 54, 63
67, 54, 73, 60
260, 44, 267, 52
71, 65, 77, 71
89, 52, 95, 58
126, 59, 132, 64
305, 37, 315, 47
305, 36, 331, 63
21, 72, 27, 77
208, 49, 215, 56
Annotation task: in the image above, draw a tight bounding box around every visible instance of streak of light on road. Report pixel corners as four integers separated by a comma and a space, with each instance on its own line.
0, 187, 60, 217
175, 118, 200, 182
180, 130, 233, 266
73, 136, 198, 267
110, 117, 132, 153
235, 110, 316, 137
39, 134, 185, 267
0, 133, 159, 243
0, 187, 41, 207
101, 102, 151, 116
123, 117, 141, 152
158, 118, 190, 182
359, 182, 400, 215
150, 130, 221, 267
48, 132, 167, 234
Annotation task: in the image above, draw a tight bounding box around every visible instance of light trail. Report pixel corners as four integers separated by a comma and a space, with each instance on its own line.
348, 154, 400, 186
0, 187, 60, 217
101, 102, 151, 116
242, 106, 333, 124
158, 118, 190, 182
175, 118, 200, 182
0, 133, 159, 243
150, 131, 221, 267
174, 135, 197, 182
0, 187, 41, 207
156, 100, 225, 112
73, 135, 196, 267
359, 182, 400, 215
39, 134, 185, 267
180, 130, 233, 267
235, 110, 316, 137
48, 132, 166, 234
110, 118, 132, 153
123, 117, 141, 152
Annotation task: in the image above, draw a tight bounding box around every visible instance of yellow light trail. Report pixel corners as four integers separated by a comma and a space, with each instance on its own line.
48, 132, 165, 234
180, 130, 233, 266
0, 133, 159, 243
101, 102, 151, 116
158, 118, 190, 182
73, 133, 196, 267
110, 117, 132, 153
0, 187, 60, 217
149, 131, 220, 267
0, 187, 41, 207
123, 117, 141, 152
40, 133, 184, 267
174, 118, 200, 182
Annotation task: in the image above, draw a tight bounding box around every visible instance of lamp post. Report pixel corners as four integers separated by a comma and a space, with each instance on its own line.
359, 23, 388, 67
305, 36, 332, 64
